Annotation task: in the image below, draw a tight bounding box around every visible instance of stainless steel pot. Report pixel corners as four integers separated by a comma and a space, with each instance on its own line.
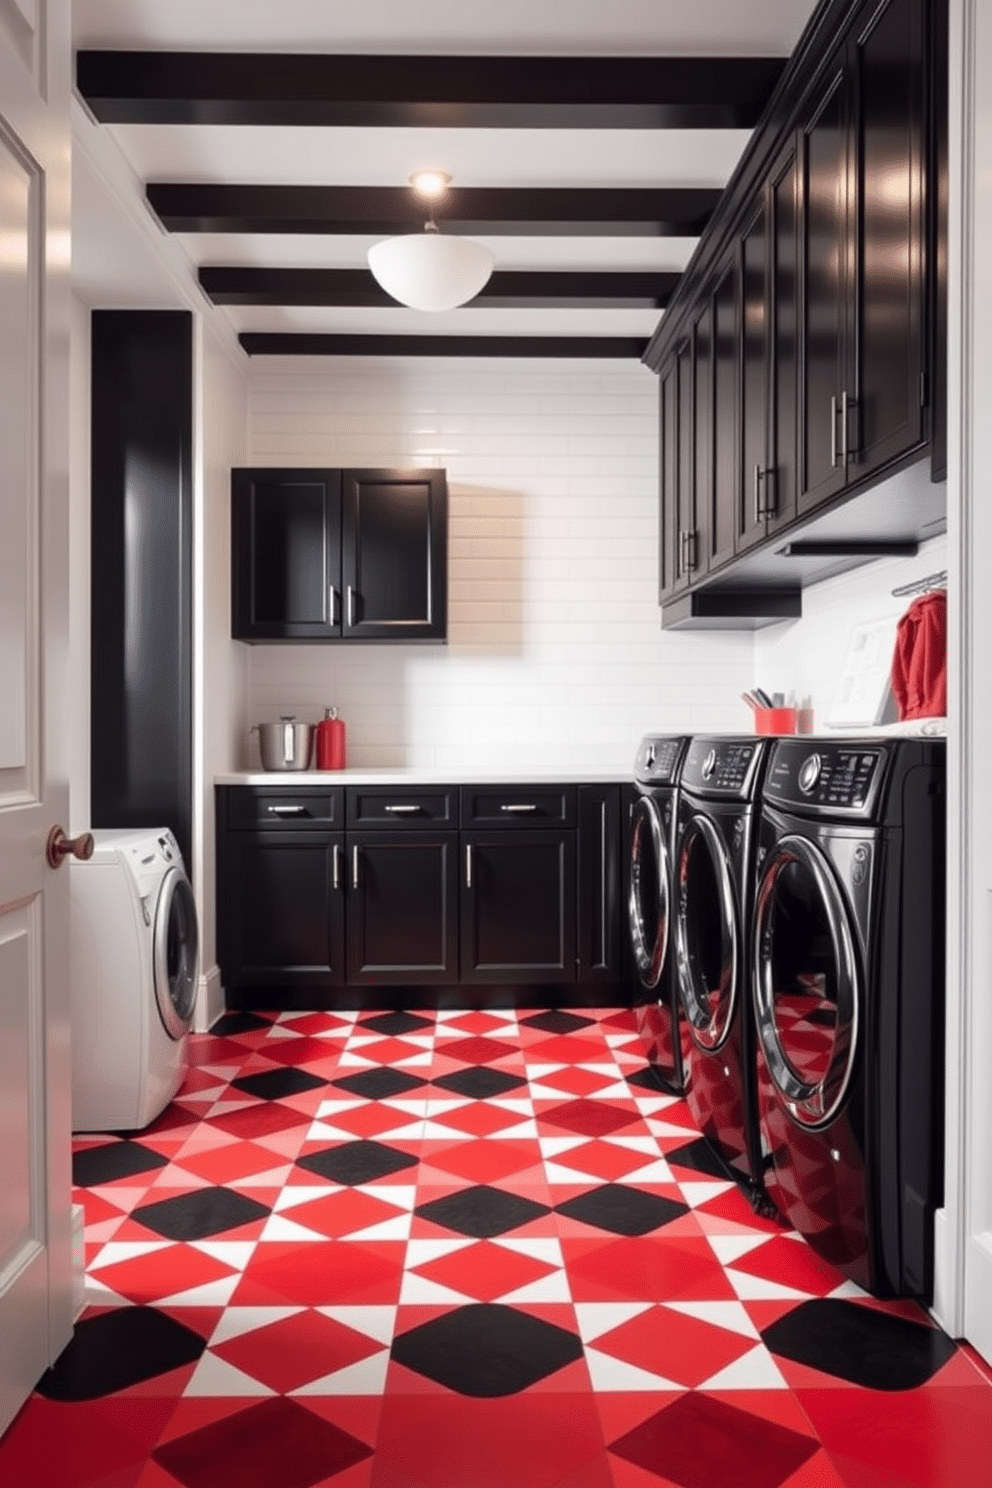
254, 716, 314, 771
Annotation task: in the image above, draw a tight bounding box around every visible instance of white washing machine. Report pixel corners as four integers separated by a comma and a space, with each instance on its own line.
70, 827, 198, 1132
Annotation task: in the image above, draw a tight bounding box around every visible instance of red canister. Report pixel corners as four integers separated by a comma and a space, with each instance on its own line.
315, 706, 346, 770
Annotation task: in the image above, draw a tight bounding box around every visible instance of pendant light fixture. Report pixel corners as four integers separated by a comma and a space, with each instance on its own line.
367, 171, 495, 312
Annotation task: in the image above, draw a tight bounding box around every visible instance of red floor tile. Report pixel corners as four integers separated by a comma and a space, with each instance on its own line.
3, 1006, 989, 1488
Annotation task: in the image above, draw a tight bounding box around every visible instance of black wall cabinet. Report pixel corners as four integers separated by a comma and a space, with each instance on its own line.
232, 466, 447, 642
91, 311, 193, 869
647, 0, 944, 629
217, 781, 624, 1007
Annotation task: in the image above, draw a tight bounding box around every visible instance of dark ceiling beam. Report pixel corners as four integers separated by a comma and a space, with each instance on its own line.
199, 266, 680, 309
77, 51, 786, 129
149, 184, 719, 237
239, 333, 649, 358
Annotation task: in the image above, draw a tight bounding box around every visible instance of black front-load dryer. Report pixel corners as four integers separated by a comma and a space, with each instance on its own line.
674, 736, 768, 1193
752, 737, 945, 1298
629, 734, 690, 1091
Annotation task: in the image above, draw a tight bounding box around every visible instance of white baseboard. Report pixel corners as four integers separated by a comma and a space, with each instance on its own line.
194, 964, 225, 1033
931, 1207, 961, 1336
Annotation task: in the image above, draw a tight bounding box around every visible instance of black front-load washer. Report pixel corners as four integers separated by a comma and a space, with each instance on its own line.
674, 736, 769, 1193
752, 736, 945, 1297
629, 734, 690, 1091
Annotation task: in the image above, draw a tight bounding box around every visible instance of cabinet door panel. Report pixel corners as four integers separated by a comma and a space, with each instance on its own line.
738, 200, 769, 552
768, 142, 800, 533
342, 469, 447, 640
232, 470, 341, 639
709, 254, 739, 571
346, 833, 458, 983
674, 337, 695, 589
799, 60, 852, 514
577, 785, 624, 986
852, 0, 926, 474
658, 362, 679, 601
462, 831, 576, 983
222, 832, 345, 986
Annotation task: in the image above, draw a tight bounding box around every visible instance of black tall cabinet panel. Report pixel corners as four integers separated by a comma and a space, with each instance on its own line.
739, 199, 770, 553
658, 363, 679, 602
90, 311, 192, 870
709, 252, 739, 572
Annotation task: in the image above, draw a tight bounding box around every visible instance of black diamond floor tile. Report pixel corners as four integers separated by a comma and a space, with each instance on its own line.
37, 1307, 205, 1400
555, 1184, 689, 1236
391, 1303, 583, 1396
231, 1067, 328, 1101
359, 1010, 434, 1036
627, 1065, 681, 1096
131, 1187, 271, 1242
331, 1067, 427, 1100
415, 1185, 551, 1239
762, 1297, 959, 1391
296, 1139, 419, 1186
209, 1012, 272, 1037
431, 1066, 528, 1100
521, 1010, 596, 1035
665, 1137, 733, 1179
609, 1391, 819, 1488
153, 1396, 373, 1488
72, 1140, 169, 1187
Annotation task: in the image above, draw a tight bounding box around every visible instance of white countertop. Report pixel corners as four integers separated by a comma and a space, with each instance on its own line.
215, 769, 630, 786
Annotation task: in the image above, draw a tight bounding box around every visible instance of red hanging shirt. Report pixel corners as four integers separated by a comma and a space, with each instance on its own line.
890, 589, 947, 721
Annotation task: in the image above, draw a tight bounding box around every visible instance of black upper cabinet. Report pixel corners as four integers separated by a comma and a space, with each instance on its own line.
740, 141, 800, 549
799, 0, 927, 513
708, 250, 739, 572
232, 465, 447, 642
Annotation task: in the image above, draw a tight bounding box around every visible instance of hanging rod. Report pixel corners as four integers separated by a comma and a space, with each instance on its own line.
891, 568, 947, 598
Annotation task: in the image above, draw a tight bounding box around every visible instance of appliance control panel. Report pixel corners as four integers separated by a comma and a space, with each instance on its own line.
763, 741, 887, 817
634, 735, 687, 785
679, 738, 761, 798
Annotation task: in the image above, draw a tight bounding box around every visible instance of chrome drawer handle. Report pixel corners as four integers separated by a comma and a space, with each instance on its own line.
347, 586, 357, 627
329, 584, 338, 625
500, 803, 539, 814
333, 843, 341, 891
466, 842, 473, 888
267, 804, 307, 816
384, 804, 421, 814
352, 845, 360, 889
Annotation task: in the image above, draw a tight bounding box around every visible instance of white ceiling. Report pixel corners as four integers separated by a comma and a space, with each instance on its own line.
71, 0, 820, 349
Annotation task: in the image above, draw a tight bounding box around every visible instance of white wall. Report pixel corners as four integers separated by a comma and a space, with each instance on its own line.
192, 322, 249, 1026
754, 519, 948, 733
243, 356, 755, 774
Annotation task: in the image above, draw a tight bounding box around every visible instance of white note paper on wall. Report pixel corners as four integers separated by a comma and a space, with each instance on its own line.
826, 614, 901, 728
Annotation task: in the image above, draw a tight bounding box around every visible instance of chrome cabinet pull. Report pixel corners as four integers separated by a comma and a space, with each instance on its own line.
764, 467, 777, 516
329, 584, 338, 626
754, 464, 764, 522
465, 843, 473, 889
830, 393, 838, 469
347, 586, 356, 627
267, 804, 306, 816
685, 530, 698, 571
384, 804, 421, 815
333, 843, 341, 891
841, 389, 850, 465
352, 845, 359, 889
499, 803, 539, 814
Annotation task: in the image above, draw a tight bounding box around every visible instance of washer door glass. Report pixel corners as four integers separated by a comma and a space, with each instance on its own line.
675, 814, 738, 1051
153, 868, 199, 1040
629, 796, 670, 989
753, 834, 859, 1129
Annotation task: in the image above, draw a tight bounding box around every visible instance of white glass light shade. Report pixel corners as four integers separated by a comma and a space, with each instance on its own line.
367, 230, 495, 311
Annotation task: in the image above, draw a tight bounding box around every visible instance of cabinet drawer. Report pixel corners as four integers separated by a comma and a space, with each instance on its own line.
346, 787, 457, 829
460, 785, 576, 829
226, 786, 344, 830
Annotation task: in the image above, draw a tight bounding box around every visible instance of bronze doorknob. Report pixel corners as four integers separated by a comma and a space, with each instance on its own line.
46, 826, 95, 870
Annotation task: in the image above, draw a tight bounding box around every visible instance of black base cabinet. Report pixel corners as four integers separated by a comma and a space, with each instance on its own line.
217, 782, 626, 1009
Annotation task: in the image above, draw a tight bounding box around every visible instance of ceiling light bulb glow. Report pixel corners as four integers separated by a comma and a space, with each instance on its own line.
409, 169, 451, 199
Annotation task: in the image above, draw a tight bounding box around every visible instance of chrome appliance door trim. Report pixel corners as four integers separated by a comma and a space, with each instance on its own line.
152, 867, 199, 1040
675, 812, 738, 1051
628, 794, 670, 990
753, 833, 859, 1129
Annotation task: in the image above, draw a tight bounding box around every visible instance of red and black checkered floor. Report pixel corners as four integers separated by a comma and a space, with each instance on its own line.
2, 1007, 990, 1487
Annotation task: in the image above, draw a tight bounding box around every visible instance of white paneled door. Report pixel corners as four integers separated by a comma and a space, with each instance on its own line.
0, 0, 73, 1437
